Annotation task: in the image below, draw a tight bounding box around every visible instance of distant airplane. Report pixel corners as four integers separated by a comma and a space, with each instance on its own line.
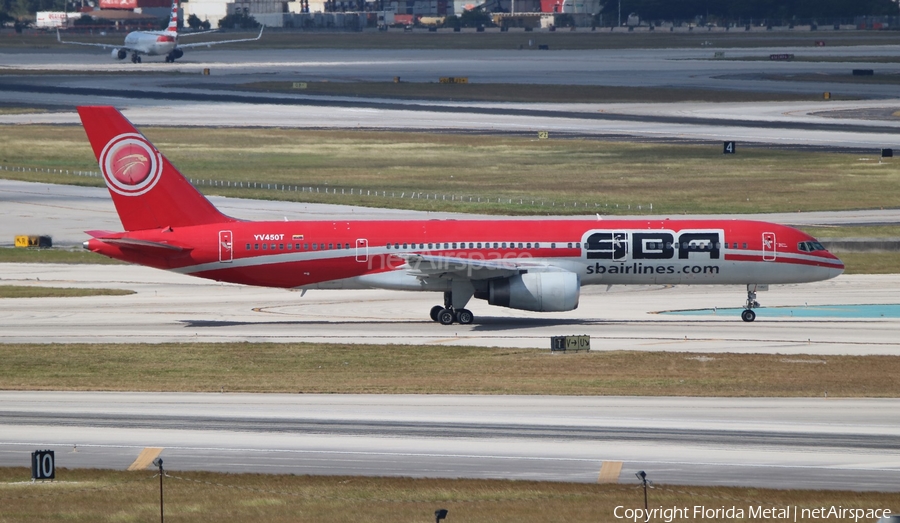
57, 0, 263, 63
78, 106, 844, 324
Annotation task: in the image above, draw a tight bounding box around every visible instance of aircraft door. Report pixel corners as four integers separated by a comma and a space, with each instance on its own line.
356, 238, 368, 262
762, 232, 776, 261
219, 230, 233, 263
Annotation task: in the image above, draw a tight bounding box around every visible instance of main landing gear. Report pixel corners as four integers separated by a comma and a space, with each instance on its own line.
130, 52, 141, 64
429, 291, 474, 325
741, 284, 761, 322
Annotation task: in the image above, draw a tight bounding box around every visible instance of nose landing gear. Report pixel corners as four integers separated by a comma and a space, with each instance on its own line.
742, 284, 762, 322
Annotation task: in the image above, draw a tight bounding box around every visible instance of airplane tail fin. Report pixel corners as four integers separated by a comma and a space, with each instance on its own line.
77, 106, 234, 232
166, 0, 179, 33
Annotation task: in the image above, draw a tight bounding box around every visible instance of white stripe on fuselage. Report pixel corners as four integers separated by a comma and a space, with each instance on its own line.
169, 245, 839, 288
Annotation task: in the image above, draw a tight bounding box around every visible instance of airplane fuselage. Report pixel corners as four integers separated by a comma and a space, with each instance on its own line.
86, 218, 843, 291
123, 31, 176, 56
77, 105, 844, 323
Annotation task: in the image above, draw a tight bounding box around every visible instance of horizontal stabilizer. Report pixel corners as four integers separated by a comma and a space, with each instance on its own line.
85, 231, 189, 252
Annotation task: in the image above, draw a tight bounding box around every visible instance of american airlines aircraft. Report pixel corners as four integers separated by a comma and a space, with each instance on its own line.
57, 0, 263, 63
78, 106, 844, 324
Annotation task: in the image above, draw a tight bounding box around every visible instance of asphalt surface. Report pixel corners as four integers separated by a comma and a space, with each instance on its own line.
2, 47, 900, 148
2, 393, 898, 490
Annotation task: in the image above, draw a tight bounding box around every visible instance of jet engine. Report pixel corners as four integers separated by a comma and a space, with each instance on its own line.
483, 272, 580, 312
112, 48, 127, 60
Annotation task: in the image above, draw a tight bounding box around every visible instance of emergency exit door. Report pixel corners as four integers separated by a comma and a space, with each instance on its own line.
219, 230, 233, 263
762, 232, 776, 261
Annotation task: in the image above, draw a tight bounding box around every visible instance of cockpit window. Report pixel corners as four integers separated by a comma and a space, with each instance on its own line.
798, 241, 826, 252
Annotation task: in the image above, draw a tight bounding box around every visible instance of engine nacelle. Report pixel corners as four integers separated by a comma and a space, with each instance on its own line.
112, 48, 127, 60
486, 272, 580, 312
171, 48, 183, 59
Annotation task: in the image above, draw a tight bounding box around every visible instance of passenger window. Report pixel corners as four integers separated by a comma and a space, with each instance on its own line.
493, 242, 499, 249
477, 243, 482, 249
304, 243, 309, 250
336, 244, 341, 250
262, 244, 267, 250
287, 244, 292, 250
403, 243, 408, 249
469, 243, 474, 249
254, 244, 259, 250
502, 242, 507, 248
742, 243, 747, 249
452, 243, 457, 249
567, 242, 572, 249
279, 244, 284, 250
312, 244, 317, 250
535, 243, 540, 249
551, 243, 556, 249
245, 243, 250, 250
329, 244, 333, 250
526, 243, 532, 249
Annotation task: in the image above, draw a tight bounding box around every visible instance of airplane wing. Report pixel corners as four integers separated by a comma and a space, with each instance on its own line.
397, 253, 560, 280
57, 29, 130, 50
174, 29, 219, 37
177, 26, 264, 49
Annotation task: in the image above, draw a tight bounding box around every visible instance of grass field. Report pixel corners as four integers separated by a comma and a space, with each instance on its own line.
2, 125, 899, 216
0, 285, 133, 298
0, 467, 894, 523
0, 248, 124, 264
1, 343, 898, 397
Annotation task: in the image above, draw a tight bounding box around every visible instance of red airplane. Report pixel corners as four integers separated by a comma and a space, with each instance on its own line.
79, 106, 844, 324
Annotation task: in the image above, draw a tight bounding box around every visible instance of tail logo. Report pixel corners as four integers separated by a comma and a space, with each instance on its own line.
99, 133, 163, 196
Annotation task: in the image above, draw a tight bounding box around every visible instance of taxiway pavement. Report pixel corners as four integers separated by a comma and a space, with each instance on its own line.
3, 47, 900, 148
1, 392, 898, 490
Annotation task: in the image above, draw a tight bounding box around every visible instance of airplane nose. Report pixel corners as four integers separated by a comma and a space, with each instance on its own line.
824, 251, 844, 277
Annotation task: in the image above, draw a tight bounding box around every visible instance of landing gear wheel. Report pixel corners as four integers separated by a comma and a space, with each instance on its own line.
741, 309, 756, 322
455, 308, 474, 325
437, 308, 455, 325
136, 55, 141, 63
430, 305, 444, 322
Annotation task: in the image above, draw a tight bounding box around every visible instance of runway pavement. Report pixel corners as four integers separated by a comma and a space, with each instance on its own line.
2, 261, 900, 353
1, 392, 898, 490
2, 47, 900, 148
